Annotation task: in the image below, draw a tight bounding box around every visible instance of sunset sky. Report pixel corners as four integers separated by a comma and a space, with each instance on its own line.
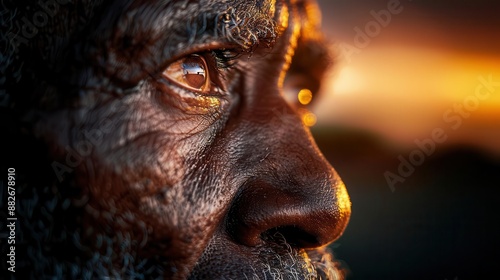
314, 0, 500, 155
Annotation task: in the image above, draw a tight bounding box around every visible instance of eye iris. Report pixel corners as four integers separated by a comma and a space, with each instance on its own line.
162, 54, 212, 93
182, 57, 207, 90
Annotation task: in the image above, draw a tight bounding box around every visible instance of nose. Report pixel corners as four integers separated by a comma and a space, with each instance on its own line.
224, 78, 351, 249
227, 154, 351, 249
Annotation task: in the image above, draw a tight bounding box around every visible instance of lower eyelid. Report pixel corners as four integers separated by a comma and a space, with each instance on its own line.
154, 76, 227, 113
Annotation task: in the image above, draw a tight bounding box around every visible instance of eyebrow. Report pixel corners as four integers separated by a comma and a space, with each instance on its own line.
117, 0, 281, 53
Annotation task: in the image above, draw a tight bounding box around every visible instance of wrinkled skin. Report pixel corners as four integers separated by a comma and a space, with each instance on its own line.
1, 0, 350, 279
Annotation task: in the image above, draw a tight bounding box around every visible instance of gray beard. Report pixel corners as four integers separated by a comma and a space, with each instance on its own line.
256, 248, 344, 280
246, 234, 345, 280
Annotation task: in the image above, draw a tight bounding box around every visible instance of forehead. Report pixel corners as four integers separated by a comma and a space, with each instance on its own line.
101, 0, 283, 37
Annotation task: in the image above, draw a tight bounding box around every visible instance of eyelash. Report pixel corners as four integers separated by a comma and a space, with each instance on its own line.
212, 49, 240, 70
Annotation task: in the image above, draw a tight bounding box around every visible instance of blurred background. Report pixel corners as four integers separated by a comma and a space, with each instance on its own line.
311, 0, 500, 279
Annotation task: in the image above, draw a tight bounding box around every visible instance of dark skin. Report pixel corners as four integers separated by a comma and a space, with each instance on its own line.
1, 0, 350, 279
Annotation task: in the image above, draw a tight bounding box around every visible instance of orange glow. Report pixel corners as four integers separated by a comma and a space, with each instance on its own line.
315, 45, 500, 154
335, 179, 352, 225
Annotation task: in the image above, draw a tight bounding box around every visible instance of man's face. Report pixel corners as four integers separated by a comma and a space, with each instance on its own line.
15, 0, 351, 278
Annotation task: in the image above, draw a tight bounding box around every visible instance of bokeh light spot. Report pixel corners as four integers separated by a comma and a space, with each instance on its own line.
302, 111, 317, 127
298, 89, 313, 105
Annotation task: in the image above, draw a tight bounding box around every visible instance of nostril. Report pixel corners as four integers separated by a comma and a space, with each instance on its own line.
261, 226, 320, 248
226, 178, 350, 249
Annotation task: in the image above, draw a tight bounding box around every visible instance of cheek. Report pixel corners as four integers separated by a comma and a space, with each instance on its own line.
35, 87, 229, 254
87, 143, 184, 201
71, 131, 197, 250
65, 91, 224, 193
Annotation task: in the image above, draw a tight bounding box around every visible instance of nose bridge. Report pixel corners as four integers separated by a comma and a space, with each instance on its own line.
235, 87, 337, 186
245, 92, 328, 173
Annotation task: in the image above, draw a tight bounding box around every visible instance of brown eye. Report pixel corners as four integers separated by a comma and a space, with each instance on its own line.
163, 54, 210, 93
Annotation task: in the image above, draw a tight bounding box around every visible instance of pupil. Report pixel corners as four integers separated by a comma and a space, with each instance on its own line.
183, 57, 206, 89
